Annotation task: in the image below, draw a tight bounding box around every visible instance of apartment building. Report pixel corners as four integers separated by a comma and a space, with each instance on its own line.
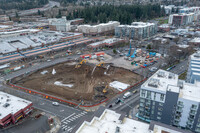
115, 22, 157, 40
49, 17, 71, 32
138, 69, 200, 133
186, 51, 200, 83
77, 21, 120, 36
168, 13, 196, 26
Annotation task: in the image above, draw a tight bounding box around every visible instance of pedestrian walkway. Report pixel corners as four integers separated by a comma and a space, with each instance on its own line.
61, 111, 87, 132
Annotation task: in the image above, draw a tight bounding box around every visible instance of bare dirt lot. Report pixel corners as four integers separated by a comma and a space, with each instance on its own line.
12, 61, 142, 103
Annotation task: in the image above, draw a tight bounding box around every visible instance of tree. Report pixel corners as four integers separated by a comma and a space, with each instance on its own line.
113, 49, 117, 54
15, 12, 19, 18
38, 10, 41, 15
146, 44, 152, 50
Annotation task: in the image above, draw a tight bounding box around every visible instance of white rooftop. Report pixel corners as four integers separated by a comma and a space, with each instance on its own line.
76, 109, 184, 133
142, 69, 179, 93
180, 81, 200, 102
76, 109, 150, 133
190, 51, 200, 61
0, 91, 32, 119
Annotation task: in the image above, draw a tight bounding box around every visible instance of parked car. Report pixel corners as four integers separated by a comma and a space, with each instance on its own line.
52, 102, 59, 106
123, 92, 132, 99
115, 98, 121, 104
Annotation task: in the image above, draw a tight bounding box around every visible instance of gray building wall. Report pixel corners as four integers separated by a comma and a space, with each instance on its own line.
161, 90, 179, 125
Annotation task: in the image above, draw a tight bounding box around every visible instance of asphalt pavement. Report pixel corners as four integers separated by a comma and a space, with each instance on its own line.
4, 55, 79, 80
0, 83, 92, 133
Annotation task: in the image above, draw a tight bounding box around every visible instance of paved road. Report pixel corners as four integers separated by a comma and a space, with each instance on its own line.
0, 84, 91, 133
4, 55, 79, 80
9, 1, 60, 17
0, 115, 50, 133
169, 59, 188, 75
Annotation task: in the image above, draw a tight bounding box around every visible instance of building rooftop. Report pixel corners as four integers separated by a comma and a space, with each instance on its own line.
180, 81, 200, 102
190, 51, 200, 61
0, 91, 32, 119
72, 107, 191, 133
142, 69, 179, 93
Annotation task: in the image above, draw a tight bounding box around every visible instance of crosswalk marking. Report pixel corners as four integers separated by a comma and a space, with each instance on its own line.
61, 111, 88, 132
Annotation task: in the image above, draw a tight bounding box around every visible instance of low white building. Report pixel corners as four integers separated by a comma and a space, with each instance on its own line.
72, 107, 190, 133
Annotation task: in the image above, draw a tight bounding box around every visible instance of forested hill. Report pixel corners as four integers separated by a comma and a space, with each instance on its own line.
67, 4, 165, 24
0, 0, 49, 10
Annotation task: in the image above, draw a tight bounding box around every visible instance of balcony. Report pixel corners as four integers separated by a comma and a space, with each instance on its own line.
176, 108, 183, 113
196, 124, 200, 128
187, 121, 194, 126
173, 121, 179, 126
177, 104, 184, 108
174, 117, 180, 122
188, 116, 195, 121
189, 111, 196, 116
190, 107, 197, 111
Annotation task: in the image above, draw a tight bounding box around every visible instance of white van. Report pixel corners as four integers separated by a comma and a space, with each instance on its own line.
123, 92, 132, 99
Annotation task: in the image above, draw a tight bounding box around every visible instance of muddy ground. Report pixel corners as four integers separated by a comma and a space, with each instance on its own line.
13, 61, 142, 103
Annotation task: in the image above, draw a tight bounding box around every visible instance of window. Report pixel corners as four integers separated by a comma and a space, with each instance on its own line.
146, 91, 151, 99
157, 116, 161, 120
153, 101, 155, 105
192, 104, 197, 109
158, 112, 162, 115
160, 94, 165, 101
141, 90, 146, 98
178, 101, 183, 105
158, 107, 163, 111
154, 92, 156, 100
151, 110, 154, 114
140, 98, 145, 103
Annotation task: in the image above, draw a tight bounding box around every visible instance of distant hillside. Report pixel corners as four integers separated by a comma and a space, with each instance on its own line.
0, 0, 49, 10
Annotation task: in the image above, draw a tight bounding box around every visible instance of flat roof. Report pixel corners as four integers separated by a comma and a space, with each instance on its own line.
73, 107, 191, 133
0, 91, 32, 119
142, 69, 179, 93
75, 109, 150, 133
179, 81, 200, 102
191, 51, 200, 61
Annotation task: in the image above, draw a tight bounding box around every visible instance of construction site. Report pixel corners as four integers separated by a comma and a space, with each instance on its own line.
11, 60, 142, 104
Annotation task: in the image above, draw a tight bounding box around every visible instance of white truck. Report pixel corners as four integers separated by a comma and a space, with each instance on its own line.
123, 92, 132, 99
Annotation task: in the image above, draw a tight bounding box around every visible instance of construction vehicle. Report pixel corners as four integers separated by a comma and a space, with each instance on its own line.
75, 59, 86, 68
126, 40, 131, 57
96, 62, 105, 67
102, 85, 108, 94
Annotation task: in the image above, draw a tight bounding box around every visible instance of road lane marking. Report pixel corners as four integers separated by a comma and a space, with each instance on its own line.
61, 113, 75, 122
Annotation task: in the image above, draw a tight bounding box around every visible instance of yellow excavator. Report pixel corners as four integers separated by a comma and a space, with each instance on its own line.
96, 62, 105, 67
75, 59, 86, 68
103, 85, 108, 94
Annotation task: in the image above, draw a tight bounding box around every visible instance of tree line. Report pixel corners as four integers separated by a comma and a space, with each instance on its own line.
0, 0, 49, 10
67, 4, 165, 24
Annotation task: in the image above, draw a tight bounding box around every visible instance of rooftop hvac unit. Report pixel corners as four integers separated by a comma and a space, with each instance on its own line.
157, 71, 165, 77
178, 81, 183, 89
148, 78, 159, 88
168, 73, 175, 79
3, 103, 10, 108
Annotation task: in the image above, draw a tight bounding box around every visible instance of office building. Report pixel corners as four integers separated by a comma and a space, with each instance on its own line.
138, 69, 200, 133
